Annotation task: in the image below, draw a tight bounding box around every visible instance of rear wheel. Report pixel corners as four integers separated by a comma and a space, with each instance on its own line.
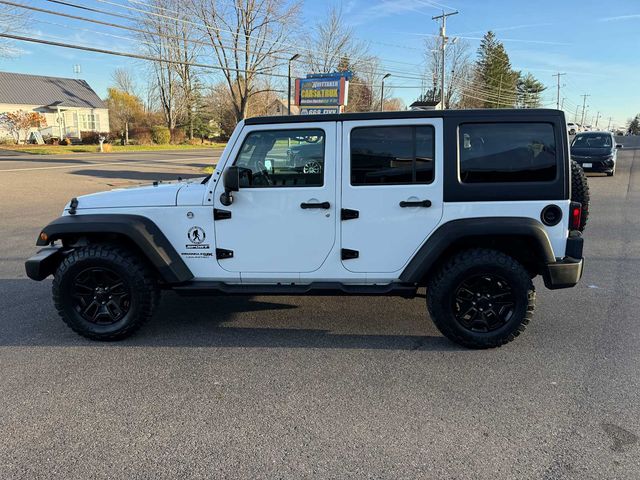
52, 244, 159, 340
427, 249, 535, 349
571, 159, 590, 231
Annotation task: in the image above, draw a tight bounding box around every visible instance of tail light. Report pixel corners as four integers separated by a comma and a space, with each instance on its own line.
570, 201, 582, 230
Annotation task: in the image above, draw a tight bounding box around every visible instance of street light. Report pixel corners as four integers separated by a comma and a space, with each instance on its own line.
380, 73, 391, 111
288, 53, 300, 115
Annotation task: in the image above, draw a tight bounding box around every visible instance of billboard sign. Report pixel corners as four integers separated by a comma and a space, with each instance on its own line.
295, 73, 349, 107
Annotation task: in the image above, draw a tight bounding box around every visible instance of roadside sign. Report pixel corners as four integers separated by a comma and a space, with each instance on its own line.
295, 73, 349, 107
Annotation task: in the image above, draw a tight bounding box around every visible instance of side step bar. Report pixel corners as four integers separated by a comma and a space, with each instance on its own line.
172, 281, 418, 298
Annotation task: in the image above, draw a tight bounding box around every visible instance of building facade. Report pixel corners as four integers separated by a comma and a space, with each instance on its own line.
0, 71, 109, 142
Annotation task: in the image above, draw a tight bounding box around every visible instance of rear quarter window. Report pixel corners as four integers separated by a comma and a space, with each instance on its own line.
458, 123, 557, 183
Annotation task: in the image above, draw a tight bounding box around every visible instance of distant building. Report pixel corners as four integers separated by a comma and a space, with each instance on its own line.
0, 71, 109, 142
409, 100, 442, 111
265, 98, 299, 116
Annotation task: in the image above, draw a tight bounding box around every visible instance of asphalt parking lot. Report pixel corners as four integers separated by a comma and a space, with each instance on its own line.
1, 147, 640, 479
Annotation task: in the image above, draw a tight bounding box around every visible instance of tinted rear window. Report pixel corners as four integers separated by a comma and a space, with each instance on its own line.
350, 125, 435, 185
459, 123, 557, 183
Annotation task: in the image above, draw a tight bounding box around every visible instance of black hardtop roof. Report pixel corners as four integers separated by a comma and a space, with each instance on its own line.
245, 108, 564, 125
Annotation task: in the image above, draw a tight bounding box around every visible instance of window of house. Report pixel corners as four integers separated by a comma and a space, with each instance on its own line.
459, 123, 557, 183
350, 125, 435, 185
79, 113, 99, 131
233, 129, 325, 187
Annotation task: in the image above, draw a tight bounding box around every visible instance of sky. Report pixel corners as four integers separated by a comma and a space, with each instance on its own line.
1, 0, 639, 129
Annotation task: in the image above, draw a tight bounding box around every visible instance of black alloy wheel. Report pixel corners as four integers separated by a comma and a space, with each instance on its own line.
452, 274, 516, 333
72, 267, 132, 325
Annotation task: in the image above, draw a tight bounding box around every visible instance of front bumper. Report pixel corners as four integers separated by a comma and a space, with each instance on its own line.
542, 232, 584, 289
574, 158, 615, 173
25, 246, 66, 281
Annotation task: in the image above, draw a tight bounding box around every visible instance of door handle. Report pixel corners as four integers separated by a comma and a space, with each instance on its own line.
300, 201, 331, 209
400, 200, 432, 208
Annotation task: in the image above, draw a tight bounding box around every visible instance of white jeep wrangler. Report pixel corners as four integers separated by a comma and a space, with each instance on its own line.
26, 109, 586, 348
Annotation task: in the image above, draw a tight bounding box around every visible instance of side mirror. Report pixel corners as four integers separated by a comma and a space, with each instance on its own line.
220, 166, 239, 206
616, 144, 623, 149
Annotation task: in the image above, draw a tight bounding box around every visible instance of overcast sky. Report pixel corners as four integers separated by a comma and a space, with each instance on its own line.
1, 0, 638, 128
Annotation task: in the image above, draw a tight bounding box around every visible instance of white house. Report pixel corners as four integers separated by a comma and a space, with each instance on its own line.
0, 71, 109, 142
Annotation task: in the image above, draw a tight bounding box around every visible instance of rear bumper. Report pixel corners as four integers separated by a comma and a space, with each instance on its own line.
542, 232, 584, 289
25, 246, 65, 281
543, 257, 584, 289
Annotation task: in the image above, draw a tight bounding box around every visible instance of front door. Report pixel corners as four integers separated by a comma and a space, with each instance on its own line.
214, 123, 336, 276
341, 119, 444, 273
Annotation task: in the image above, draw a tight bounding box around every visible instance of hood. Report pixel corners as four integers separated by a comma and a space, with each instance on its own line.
69, 181, 186, 210
570, 147, 613, 158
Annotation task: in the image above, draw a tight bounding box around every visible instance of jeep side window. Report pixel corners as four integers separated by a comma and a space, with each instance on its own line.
350, 126, 435, 185
458, 123, 557, 183
234, 129, 325, 187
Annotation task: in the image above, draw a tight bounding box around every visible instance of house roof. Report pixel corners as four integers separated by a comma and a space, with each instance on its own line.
0, 71, 105, 109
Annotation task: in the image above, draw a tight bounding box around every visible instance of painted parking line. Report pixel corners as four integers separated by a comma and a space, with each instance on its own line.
0, 156, 214, 172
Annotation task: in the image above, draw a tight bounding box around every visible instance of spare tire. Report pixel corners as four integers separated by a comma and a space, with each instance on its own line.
570, 160, 590, 231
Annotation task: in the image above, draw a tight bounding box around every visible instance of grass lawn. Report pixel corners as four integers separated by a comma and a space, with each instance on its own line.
0, 143, 226, 155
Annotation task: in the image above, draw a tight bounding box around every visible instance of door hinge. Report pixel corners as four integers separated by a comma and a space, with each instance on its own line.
341, 208, 359, 221
214, 208, 232, 220
341, 248, 359, 260
216, 248, 234, 260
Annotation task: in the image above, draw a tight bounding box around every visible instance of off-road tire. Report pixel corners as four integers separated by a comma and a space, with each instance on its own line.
571, 159, 590, 231
426, 248, 535, 349
52, 244, 159, 340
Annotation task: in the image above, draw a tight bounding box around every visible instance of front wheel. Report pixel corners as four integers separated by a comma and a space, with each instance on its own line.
52, 244, 159, 340
426, 249, 535, 349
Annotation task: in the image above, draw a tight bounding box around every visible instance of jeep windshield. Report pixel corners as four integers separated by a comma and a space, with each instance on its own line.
572, 133, 612, 149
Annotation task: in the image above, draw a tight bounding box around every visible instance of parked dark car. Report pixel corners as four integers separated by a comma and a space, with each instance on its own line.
570, 131, 622, 176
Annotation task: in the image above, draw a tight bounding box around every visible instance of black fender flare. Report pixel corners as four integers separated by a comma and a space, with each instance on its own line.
400, 217, 556, 283
37, 214, 193, 284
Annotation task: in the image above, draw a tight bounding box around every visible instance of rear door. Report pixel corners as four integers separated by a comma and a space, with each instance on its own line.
341, 119, 444, 273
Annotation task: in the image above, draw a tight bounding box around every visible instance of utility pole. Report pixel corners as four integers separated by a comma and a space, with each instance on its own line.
432, 10, 459, 110
607, 117, 612, 130
595, 111, 601, 128
552, 72, 566, 109
497, 73, 504, 107
580, 94, 590, 126
561, 97, 565, 110
574, 105, 580, 122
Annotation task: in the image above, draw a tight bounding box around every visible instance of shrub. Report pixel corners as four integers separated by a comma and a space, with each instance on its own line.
80, 131, 111, 145
59, 138, 72, 146
101, 143, 113, 153
46, 137, 59, 145
151, 126, 170, 144
171, 128, 186, 144
129, 126, 152, 144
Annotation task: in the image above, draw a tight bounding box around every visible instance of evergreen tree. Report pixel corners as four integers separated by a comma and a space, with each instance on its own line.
628, 114, 640, 135
516, 73, 547, 108
470, 31, 519, 108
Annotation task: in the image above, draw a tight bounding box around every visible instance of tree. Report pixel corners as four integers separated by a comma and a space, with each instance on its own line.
111, 68, 138, 96
628, 114, 640, 135
0, 110, 46, 144
137, 0, 201, 133
516, 73, 546, 108
305, 6, 369, 74
106, 88, 144, 144
423, 37, 472, 109
0, 3, 30, 57
190, 0, 301, 122
463, 31, 519, 108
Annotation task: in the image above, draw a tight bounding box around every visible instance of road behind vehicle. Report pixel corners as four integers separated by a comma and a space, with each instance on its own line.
571, 131, 622, 176
26, 109, 586, 349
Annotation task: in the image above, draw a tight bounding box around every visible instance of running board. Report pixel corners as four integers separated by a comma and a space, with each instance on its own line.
171, 281, 418, 298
